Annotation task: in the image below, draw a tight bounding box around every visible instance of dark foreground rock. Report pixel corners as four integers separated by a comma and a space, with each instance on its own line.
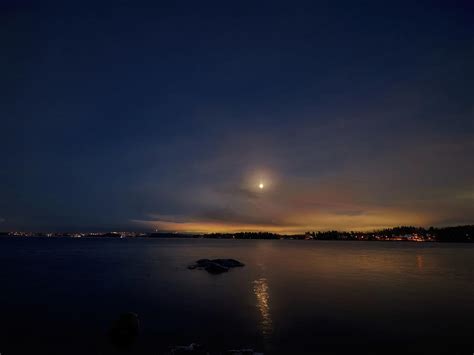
109, 312, 139, 348
188, 258, 245, 274
228, 350, 264, 355
168, 343, 262, 354
169, 342, 208, 354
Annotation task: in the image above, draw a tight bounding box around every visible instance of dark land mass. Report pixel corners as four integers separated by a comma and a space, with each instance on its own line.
1, 225, 473, 242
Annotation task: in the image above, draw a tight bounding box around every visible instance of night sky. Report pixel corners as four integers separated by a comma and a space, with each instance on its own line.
2, 1, 473, 233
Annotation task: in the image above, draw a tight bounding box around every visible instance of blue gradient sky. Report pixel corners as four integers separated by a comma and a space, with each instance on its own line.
1, 1, 473, 232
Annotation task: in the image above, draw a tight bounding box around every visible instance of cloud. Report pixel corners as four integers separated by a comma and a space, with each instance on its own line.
125, 83, 474, 233
130, 130, 473, 232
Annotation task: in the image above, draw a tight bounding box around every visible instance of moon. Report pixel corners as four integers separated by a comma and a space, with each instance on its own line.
259, 183, 264, 189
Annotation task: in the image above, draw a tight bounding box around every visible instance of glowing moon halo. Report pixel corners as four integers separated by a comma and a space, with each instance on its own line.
259, 183, 264, 189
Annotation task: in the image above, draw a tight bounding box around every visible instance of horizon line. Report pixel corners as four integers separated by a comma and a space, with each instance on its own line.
2, 224, 473, 235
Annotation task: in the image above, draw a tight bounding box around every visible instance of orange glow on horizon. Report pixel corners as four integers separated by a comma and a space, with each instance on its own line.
132, 208, 430, 234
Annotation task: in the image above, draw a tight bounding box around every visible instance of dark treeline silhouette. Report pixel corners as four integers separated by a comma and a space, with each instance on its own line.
434, 225, 474, 243
147, 225, 474, 242
2, 225, 473, 242
303, 225, 473, 242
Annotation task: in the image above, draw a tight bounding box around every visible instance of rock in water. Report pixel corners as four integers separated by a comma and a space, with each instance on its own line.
196, 258, 211, 266
188, 258, 245, 274
205, 261, 229, 274
109, 312, 140, 348
212, 258, 244, 267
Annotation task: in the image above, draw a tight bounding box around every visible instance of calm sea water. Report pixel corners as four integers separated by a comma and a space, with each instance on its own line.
0, 238, 472, 354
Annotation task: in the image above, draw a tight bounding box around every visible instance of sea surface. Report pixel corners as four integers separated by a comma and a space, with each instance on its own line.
0, 238, 472, 354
